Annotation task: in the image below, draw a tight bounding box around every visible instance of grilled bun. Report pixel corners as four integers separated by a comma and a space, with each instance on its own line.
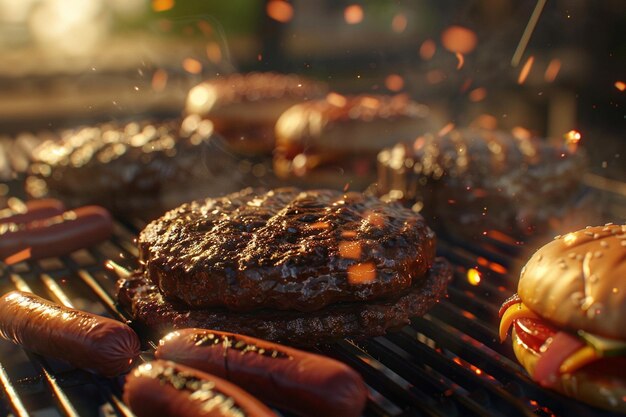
519, 224, 626, 340
512, 329, 626, 413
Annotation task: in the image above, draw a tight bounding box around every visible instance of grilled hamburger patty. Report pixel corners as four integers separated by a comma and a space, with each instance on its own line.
118, 257, 452, 345
139, 187, 437, 312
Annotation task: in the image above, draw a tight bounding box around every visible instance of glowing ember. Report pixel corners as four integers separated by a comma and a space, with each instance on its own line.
441, 26, 477, 54
564, 130, 582, 152
182, 58, 202, 74
341, 230, 357, 238
544, 59, 561, 82
517, 55, 534, 84
455, 52, 464, 70
326, 92, 347, 107
347, 262, 376, 284
419, 39, 436, 60
310, 222, 330, 230
339, 241, 362, 260
391, 13, 407, 33
5, 247, 31, 265
344, 5, 364, 24
438, 123, 455, 137
267, 1, 293, 23
385, 74, 404, 92
152, 0, 174, 12
468, 87, 486, 102
151, 69, 168, 92
511, 126, 532, 140
467, 268, 481, 286
470, 114, 498, 130
365, 212, 385, 228
615, 81, 626, 92
206, 42, 222, 63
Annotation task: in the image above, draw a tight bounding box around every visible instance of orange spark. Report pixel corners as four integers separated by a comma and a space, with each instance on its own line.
310, 222, 330, 230
455, 52, 465, 70
5, 247, 31, 265
615, 81, 626, 92
385, 74, 404, 92
348, 262, 376, 284
441, 26, 477, 54
517, 55, 534, 84
565, 130, 581, 152
419, 39, 436, 60
152, 0, 174, 12
326, 92, 347, 107
438, 122, 455, 137
467, 268, 481, 286
182, 58, 202, 74
206, 42, 222, 63
267, 1, 293, 23
544, 59, 561, 83
344, 5, 364, 24
391, 13, 407, 33
468, 87, 486, 102
151, 69, 168, 92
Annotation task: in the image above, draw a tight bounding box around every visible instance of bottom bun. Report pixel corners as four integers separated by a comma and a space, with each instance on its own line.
512, 329, 626, 413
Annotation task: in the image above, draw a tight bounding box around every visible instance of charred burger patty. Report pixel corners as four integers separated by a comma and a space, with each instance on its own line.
119, 187, 452, 345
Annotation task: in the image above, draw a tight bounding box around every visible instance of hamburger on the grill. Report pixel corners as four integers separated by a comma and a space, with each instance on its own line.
273, 93, 436, 191
118, 187, 452, 346
185, 72, 327, 156
499, 224, 626, 413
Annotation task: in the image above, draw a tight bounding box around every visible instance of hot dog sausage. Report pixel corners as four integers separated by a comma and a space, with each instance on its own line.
0, 205, 112, 260
0, 199, 66, 225
0, 291, 140, 377
123, 360, 278, 417
155, 328, 368, 417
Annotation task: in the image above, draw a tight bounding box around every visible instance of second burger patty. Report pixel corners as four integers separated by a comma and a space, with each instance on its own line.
139, 187, 437, 312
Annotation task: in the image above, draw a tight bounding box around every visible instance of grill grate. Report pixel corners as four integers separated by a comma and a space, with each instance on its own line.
0, 208, 624, 417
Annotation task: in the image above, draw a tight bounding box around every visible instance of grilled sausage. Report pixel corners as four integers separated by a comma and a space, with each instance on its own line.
124, 360, 278, 417
0, 199, 66, 225
0, 291, 140, 377
0, 205, 112, 260
155, 328, 368, 417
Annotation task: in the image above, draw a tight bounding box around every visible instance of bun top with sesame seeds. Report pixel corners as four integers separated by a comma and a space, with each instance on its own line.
518, 224, 626, 339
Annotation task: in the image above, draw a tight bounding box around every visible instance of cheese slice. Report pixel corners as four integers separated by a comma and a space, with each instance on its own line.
559, 346, 598, 374
498, 302, 540, 342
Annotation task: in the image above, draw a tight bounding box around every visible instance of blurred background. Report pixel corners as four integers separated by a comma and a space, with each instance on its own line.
0, 0, 624, 181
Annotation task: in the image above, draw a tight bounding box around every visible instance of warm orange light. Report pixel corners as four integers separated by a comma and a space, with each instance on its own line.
326, 92, 347, 107
468, 87, 486, 102
5, 247, 31, 265
455, 52, 464, 70
391, 13, 407, 33
341, 230, 357, 238
385, 74, 404, 92
470, 114, 498, 130
565, 129, 582, 144
544, 59, 561, 83
344, 5, 364, 24
615, 81, 626, 92
152, 0, 174, 12
441, 26, 477, 54
438, 122, 455, 137
365, 212, 385, 227
467, 268, 481, 286
267, 1, 293, 23
339, 241, 362, 260
419, 39, 436, 60
348, 262, 376, 284
310, 222, 330, 230
490, 262, 507, 275
517, 55, 534, 84
511, 126, 532, 140
151, 69, 168, 92
206, 42, 222, 63
182, 58, 202, 74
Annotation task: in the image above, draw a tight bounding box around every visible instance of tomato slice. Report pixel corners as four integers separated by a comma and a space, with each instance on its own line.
534, 332, 585, 387
513, 318, 558, 354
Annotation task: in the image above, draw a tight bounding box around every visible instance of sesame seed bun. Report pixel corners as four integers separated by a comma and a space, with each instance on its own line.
518, 224, 626, 340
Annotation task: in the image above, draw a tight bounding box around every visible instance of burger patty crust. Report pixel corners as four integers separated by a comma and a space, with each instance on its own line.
118, 257, 452, 346
139, 187, 437, 312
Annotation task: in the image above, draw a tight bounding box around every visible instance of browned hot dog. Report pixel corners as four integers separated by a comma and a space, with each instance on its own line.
0, 291, 140, 377
0, 199, 66, 225
123, 360, 278, 417
0, 205, 112, 261
155, 328, 368, 417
